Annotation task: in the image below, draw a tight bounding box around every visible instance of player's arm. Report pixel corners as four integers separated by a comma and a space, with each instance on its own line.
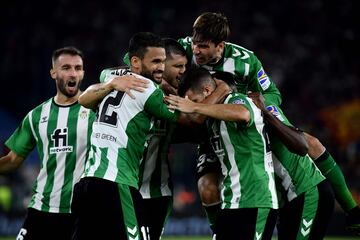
0, 151, 25, 173
165, 79, 232, 125
248, 54, 282, 106
186, 79, 232, 124
248, 92, 309, 156
79, 75, 148, 110
167, 95, 250, 123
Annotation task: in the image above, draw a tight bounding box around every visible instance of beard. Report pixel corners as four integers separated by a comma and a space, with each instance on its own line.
140, 63, 163, 84
57, 77, 81, 98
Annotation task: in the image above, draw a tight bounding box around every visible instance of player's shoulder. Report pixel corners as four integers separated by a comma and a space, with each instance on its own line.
224, 42, 257, 61
226, 92, 247, 103
100, 66, 130, 83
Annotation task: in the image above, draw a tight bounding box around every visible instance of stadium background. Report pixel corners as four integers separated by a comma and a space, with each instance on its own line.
0, 0, 359, 238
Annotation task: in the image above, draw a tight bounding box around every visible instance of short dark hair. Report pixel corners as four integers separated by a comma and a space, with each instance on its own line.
128, 32, 164, 60
211, 71, 237, 92
192, 12, 230, 45
163, 38, 186, 59
178, 66, 215, 97
52, 46, 83, 66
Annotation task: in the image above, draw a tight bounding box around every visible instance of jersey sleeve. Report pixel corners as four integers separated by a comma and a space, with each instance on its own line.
5, 113, 36, 158
99, 67, 131, 83
178, 37, 195, 62
265, 104, 294, 127
247, 54, 282, 106
144, 88, 179, 122
227, 93, 254, 127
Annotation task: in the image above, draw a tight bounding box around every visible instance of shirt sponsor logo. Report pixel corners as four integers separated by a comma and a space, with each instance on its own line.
50, 128, 73, 154
266, 105, 285, 122
257, 67, 270, 90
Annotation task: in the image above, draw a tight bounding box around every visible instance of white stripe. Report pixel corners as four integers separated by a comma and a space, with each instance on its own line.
226, 42, 253, 53
220, 120, 241, 209
223, 58, 235, 75
103, 146, 119, 181
160, 156, 172, 196
49, 107, 69, 211
272, 154, 298, 201
244, 63, 250, 77
249, 100, 278, 209
85, 145, 102, 177
69, 107, 90, 208
140, 135, 161, 198
32, 101, 52, 210
28, 111, 38, 142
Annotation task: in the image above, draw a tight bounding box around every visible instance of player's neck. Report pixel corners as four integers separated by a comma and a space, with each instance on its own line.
54, 92, 81, 106
208, 49, 224, 65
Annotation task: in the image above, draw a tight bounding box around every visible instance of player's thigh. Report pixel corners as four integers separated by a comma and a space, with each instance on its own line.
278, 185, 328, 240
216, 208, 269, 240
17, 208, 74, 240
262, 208, 279, 240
196, 152, 221, 204
72, 177, 142, 240
141, 196, 172, 239
309, 180, 334, 240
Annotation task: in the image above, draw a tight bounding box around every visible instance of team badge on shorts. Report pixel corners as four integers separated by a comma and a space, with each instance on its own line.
257, 67, 270, 90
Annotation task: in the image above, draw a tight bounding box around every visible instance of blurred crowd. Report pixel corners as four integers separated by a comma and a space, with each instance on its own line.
0, 0, 359, 222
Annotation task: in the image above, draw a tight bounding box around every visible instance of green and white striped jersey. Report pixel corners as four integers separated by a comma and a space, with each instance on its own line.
99, 68, 175, 198
138, 120, 176, 198
178, 37, 282, 106
6, 99, 95, 213
266, 104, 325, 201
84, 70, 178, 189
208, 93, 278, 210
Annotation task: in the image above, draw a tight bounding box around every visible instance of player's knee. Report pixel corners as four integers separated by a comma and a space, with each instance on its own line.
198, 173, 220, 205
304, 133, 326, 160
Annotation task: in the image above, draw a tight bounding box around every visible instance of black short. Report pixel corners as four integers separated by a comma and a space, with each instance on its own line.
216, 208, 271, 240
71, 177, 147, 240
277, 180, 334, 239
196, 143, 221, 181
141, 196, 172, 239
16, 208, 74, 240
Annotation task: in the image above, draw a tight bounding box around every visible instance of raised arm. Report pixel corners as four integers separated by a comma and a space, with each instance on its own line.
79, 75, 148, 110
248, 92, 309, 156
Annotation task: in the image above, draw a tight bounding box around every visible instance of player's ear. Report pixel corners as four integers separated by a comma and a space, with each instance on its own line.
203, 85, 212, 97
50, 68, 56, 80
131, 56, 141, 70
217, 41, 225, 49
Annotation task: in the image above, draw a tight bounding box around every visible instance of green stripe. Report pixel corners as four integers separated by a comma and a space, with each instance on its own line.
94, 147, 109, 178
296, 187, 319, 239
29, 105, 44, 208
85, 111, 95, 165
59, 104, 80, 212
41, 104, 59, 212
255, 208, 271, 237
118, 184, 139, 239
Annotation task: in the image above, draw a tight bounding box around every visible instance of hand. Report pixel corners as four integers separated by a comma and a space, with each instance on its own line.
109, 75, 148, 99
247, 92, 266, 111
164, 94, 197, 113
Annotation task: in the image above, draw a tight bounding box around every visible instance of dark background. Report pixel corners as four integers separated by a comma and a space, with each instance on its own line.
0, 0, 359, 236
